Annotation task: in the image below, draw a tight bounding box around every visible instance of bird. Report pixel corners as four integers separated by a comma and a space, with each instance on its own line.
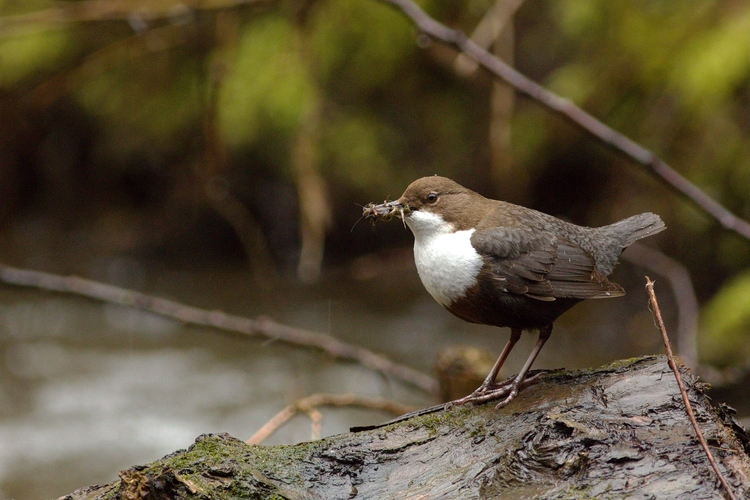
364, 175, 666, 408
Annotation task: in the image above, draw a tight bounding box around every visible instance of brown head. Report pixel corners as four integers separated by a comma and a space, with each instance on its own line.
366, 176, 491, 230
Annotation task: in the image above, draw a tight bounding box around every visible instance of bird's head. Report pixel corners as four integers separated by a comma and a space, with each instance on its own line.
364, 176, 482, 235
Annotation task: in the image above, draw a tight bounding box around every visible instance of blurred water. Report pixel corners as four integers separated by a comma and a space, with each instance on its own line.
0, 261, 669, 499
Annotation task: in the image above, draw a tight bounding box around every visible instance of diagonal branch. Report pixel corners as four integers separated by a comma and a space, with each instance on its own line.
0, 263, 438, 395
454, 0, 525, 76
379, 0, 750, 241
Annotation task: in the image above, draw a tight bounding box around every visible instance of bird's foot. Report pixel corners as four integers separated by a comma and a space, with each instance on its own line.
494, 385, 520, 408
449, 370, 549, 408
450, 379, 519, 407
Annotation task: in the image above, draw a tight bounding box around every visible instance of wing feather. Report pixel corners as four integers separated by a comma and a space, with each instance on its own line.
471, 228, 624, 301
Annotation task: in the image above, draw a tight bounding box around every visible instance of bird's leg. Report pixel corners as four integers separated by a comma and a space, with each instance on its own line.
494, 324, 552, 408
449, 325, 553, 408
477, 328, 522, 391
450, 328, 521, 406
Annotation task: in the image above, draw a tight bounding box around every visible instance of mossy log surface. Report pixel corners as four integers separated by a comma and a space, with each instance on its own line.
59, 356, 750, 500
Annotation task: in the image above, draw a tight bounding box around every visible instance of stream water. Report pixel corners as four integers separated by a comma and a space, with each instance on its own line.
0, 259, 669, 499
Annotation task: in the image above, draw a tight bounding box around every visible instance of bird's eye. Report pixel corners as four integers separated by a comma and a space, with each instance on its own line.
426, 193, 438, 203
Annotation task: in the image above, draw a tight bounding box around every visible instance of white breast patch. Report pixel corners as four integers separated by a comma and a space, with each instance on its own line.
405, 211, 483, 306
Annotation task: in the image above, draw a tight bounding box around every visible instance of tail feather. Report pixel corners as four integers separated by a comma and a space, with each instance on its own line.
591, 212, 666, 276
616, 213, 666, 247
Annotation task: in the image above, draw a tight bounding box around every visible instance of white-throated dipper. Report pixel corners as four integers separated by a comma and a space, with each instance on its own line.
364, 176, 665, 408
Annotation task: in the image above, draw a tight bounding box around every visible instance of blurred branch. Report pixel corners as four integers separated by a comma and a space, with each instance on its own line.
453, 0, 527, 193
202, 12, 278, 283
205, 177, 279, 283
293, 98, 331, 284
0, 263, 439, 395
292, 17, 330, 284
0, 0, 267, 36
380, 0, 750, 242
490, 2, 518, 191
453, 0, 524, 77
246, 393, 414, 444
623, 243, 698, 368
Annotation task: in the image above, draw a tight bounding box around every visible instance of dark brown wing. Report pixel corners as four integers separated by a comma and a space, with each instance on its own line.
547, 241, 624, 299
470, 228, 624, 301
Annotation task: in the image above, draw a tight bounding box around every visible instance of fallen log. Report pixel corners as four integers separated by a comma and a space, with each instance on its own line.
59, 356, 750, 499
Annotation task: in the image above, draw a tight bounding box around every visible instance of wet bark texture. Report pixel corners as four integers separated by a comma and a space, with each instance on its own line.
59, 356, 750, 500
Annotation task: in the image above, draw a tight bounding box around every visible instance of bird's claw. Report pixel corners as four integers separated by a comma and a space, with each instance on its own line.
448, 370, 550, 408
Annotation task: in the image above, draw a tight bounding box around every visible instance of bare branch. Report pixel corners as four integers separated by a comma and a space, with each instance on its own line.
454, 0, 525, 77
379, 0, 750, 241
246, 393, 414, 445
0, 263, 438, 395
646, 278, 739, 500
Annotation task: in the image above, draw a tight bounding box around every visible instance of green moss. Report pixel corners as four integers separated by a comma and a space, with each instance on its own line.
99, 484, 120, 500
141, 434, 333, 498
242, 444, 311, 484
598, 356, 657, 372
404, 404, 482, 437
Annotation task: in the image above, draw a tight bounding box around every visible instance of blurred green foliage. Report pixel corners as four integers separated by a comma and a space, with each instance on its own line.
1, 0, 750, 364
309, 0, 415, 95
75, 52, 204, 156
700, 270, 750, 367
669, 8, 750, 111
219, 14, 315, 146
0, 25, 71, 87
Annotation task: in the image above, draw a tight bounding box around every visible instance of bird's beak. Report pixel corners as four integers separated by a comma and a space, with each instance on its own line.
363, 198, 410, 223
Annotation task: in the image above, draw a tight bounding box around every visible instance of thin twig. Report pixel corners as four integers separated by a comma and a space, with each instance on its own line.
0, 263, 438, 395
645, 277, 738, 500
379, 0, 750, 242
246, 393, 414, 444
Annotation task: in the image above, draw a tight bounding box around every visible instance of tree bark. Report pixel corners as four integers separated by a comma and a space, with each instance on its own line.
58, 356, 750, 500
